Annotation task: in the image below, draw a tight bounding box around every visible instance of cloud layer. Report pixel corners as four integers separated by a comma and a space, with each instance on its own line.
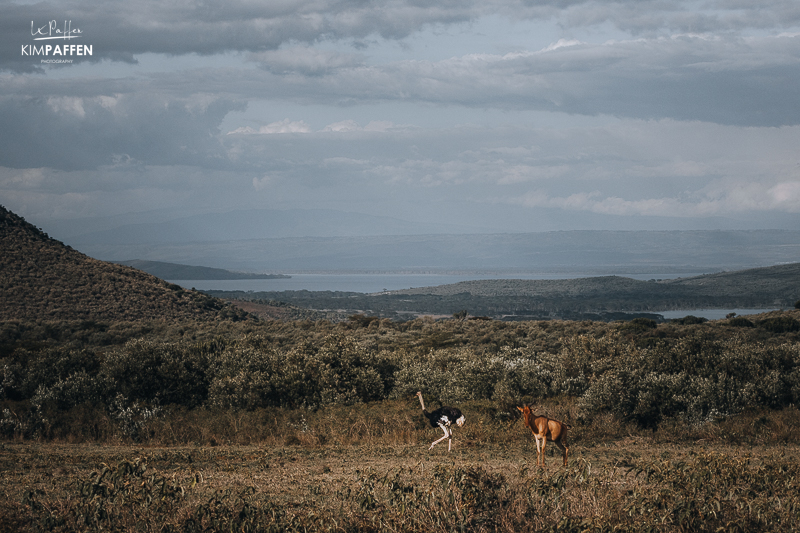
1, 0, 799, 236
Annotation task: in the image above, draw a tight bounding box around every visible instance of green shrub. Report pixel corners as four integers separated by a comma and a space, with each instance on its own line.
671, 315, 708, 325
102, 338, 211, 408
18, 348, 102, 399
727, 316, 755, 328
579, 336, 800, 425
491, 349, 553, 402
620, 317, 658, 331
758, 316, 800, 334
206, 336, 283, 410
31, 370, 114, 411
207, 334, 393, 409
5, 312, 800, 439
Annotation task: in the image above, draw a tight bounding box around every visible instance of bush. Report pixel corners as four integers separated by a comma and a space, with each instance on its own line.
102, 338, 212, 408
621, 317, 658, 331
206, 337, 283, 410
207, 334, 393, 409
31, 370, 114, 411
758, 316, 800, 334
671, 315, 708, 325
5, 312, 800, 440
579, 335, 800, 425
18, 348, 102, 400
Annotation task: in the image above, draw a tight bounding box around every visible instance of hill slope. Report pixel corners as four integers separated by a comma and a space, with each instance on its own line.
0, 206, 247, 322
115, 260, 289, 281
393, 263, 799, 302
381, 264, 800, 313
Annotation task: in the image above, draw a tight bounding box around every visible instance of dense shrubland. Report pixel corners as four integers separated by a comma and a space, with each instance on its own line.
3, 312, 800, 532
2, 310, 800, 444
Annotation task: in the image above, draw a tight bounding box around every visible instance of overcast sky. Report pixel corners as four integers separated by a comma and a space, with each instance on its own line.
2, 0, 800, 236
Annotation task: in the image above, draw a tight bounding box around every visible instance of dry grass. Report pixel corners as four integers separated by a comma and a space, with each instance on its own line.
2, 425, 800, 532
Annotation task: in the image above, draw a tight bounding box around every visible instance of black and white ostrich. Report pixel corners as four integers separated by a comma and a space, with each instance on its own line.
416, 391, 466, 451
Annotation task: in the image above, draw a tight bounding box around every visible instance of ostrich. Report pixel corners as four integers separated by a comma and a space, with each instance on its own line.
416, 391, 465, 451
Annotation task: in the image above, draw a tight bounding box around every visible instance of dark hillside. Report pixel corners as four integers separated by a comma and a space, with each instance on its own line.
0, 206, 247, 322
664, 263, 800, 301
391, 265, 800, 302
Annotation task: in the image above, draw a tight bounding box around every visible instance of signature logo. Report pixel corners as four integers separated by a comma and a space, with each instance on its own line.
31, 20, 82, 40
23, 20, 92, 61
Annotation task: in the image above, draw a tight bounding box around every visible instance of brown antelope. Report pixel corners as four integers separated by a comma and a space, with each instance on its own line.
517, 405, 571, 466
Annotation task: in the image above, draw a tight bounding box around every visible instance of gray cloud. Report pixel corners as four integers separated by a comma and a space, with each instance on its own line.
0, 92, 242, 170
220, 120, 800, 217
249, 46, 365, 76
1, 0, 484, 72
3, 118, 799, 230
2, 0, 799, 235
5, 0, 799, 73
172, 34, 800, 126
1, 31, 797, 177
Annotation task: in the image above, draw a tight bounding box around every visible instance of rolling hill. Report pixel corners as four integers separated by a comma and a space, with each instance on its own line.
0, 206, 249, 322
392, 263, 800, 303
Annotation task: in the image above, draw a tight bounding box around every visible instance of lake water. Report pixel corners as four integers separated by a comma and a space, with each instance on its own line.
169, 271, 696, 294
658, 308, 777, 320
169, 272, 777, 321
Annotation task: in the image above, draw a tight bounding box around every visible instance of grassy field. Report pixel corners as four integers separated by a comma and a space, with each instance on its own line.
3, 402, 800, 532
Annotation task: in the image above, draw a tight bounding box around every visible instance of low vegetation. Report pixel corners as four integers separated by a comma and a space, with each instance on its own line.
2, 312, 798, 531
3, 310, 800, 436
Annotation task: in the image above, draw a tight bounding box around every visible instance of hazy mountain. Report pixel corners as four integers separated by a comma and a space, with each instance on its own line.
76, 230, 800, 274
59, 208, 490, 245
34, 205, 800, 275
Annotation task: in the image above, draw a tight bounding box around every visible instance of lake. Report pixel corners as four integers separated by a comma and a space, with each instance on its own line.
658, 308, 777, 320
169, 271, 698, 294
169, 272, 778, 321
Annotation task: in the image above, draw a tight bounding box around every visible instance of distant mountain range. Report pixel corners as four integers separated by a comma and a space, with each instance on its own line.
50, 208, 485, 244
75, 229, 800, 274
31, 207, 800, 274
